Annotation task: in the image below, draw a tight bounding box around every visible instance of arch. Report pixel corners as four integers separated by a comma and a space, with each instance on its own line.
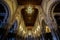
49, 1, 60, 27
0, 0, 17, 29
3, 0, 17, 25
16, 5, 43, 37
47, 2, 60, 39
46, 1, 60, 31
53, 2, 60, 26
0, 1, 9, 28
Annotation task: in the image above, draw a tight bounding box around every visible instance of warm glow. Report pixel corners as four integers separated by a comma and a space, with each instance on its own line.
36, 25, 40, 31
19, 25, 23, 31
22, 30, 26, 35
34, 30, 37, 34
46, 26, 51, 33
28, 31, 32, 35
26, 5, 34, 14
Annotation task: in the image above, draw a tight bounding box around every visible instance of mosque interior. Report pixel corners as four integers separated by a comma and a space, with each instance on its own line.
0, 0, 60, 40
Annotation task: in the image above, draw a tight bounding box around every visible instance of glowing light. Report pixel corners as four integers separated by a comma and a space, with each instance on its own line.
28, 31, 32, 35
36, 25, 40, 31
26, 5, 34, 14
23, 30, 26, 35
19, 25, 23, 31
46, 26, 51, 33
34, 30, 37, 34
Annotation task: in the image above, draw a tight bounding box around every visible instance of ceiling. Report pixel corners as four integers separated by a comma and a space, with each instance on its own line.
21, 8, 38, 26
17, 0, 42, 5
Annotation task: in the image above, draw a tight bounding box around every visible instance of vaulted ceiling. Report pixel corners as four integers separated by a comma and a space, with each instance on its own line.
17, 0, 42, 5
21, 8, 38, 26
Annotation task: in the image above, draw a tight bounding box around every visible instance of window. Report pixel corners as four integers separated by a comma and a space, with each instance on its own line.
52, 2, 60, 26
0, 1, 9, 28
